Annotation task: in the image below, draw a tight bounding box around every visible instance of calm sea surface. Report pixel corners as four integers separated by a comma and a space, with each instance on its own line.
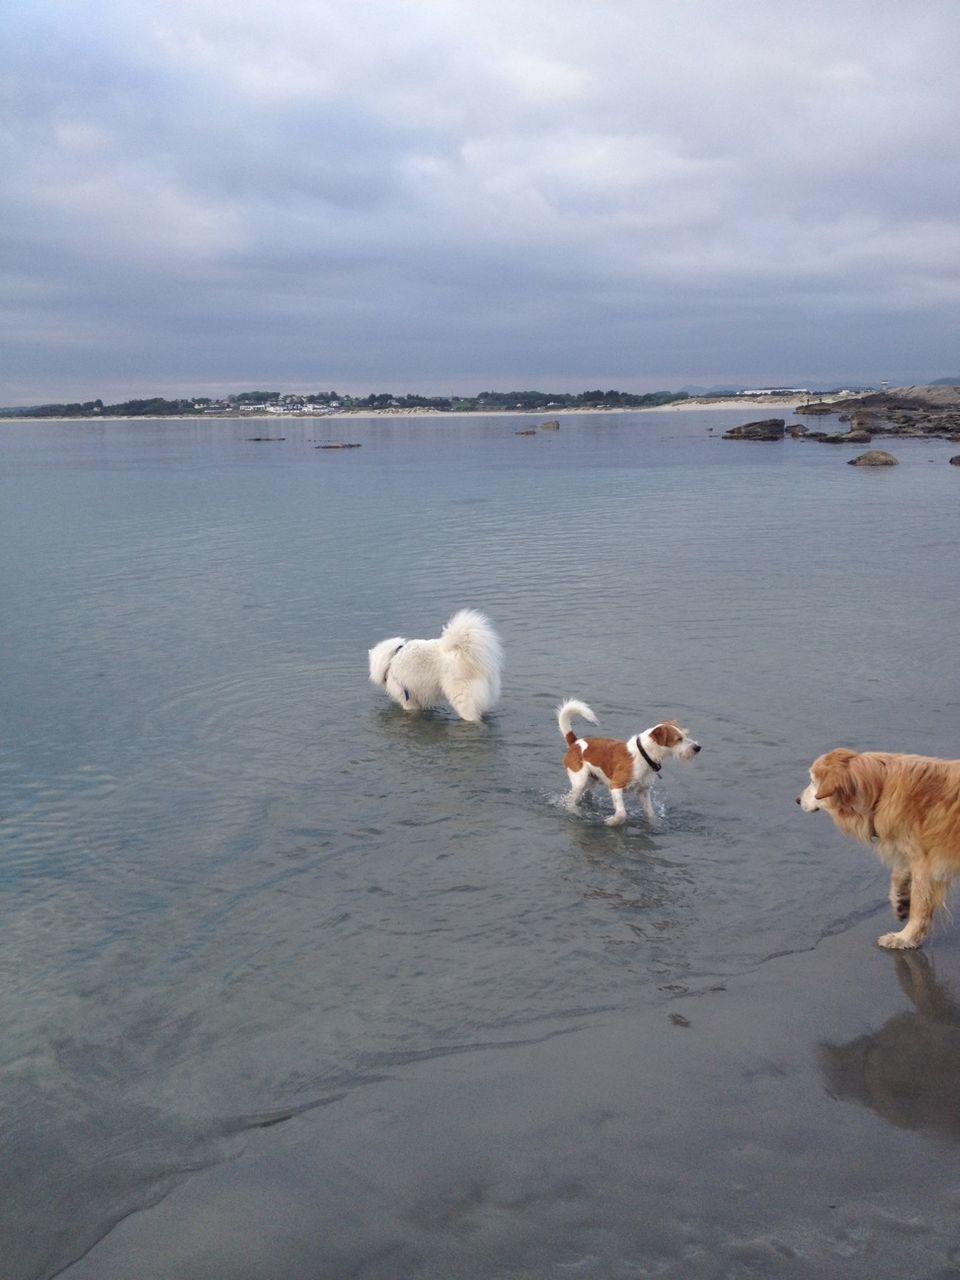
2, 410, 959, 1277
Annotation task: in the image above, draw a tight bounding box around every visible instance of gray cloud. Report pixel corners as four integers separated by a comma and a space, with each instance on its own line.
3, 0, 960, 401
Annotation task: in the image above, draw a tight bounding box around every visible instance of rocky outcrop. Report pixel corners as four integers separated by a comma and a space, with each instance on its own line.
949, 456, 960, 466
723, 418, 785, 441
848, 450, 898, 466
797, 386, 960, 440
794, 403, 835, 416
538, 419, 560, 430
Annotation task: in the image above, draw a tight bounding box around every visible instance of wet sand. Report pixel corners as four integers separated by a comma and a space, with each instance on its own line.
62, 912, 960, 1280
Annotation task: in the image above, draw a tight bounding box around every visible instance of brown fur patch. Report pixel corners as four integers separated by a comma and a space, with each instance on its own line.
814, 748, 886, 818
565, 736, 637, 789
650, 721, 683, 749
812, 749, 960, 857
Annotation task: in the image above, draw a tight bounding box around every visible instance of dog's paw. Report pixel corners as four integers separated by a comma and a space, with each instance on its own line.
605, 814, 626, 828
878, 931, 921, 950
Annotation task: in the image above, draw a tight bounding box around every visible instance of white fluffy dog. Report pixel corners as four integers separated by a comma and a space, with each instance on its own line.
368, 609, 502, 722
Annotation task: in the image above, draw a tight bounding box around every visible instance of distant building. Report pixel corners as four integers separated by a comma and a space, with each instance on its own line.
738, 387, 809, 396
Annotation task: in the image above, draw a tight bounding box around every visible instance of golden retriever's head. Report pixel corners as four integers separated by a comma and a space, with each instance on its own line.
797, 748, 885, 822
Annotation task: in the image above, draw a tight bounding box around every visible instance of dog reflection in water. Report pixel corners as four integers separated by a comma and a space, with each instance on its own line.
821, 951, 960, 1141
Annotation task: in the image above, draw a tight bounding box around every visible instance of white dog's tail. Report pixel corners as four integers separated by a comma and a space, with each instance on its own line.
557, 699, 598, 745
439, 609, 502, 675
438, 610, 503, 718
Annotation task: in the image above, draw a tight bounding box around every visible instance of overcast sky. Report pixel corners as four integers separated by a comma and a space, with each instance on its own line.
3, 1, 959, 403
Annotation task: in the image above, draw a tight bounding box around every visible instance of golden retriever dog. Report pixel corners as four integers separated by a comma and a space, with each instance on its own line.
798, 748, 960, 949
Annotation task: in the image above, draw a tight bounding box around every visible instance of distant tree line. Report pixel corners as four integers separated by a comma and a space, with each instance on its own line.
12, 397, 197, 418
7, 387, 690, 418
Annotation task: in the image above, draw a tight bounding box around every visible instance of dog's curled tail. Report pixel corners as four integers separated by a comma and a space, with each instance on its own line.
439, 609, 503, 676
557, 699, 598, 746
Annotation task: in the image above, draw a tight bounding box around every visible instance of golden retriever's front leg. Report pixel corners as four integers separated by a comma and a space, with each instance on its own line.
889, 869, 912, 922
878, 870, 943, 950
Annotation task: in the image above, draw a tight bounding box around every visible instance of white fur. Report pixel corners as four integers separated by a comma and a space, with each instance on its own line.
557, 700, 598, 739
798, 780, 820, 812
368, 609, 502, 722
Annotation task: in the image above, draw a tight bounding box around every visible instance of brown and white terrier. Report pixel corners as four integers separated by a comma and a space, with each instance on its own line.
558, 699, 701, 826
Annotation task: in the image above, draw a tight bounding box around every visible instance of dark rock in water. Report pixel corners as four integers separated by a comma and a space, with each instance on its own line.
848, 450, 898, 466
950, 456, 960, 466
820, 429, 873, 444
538, 419, 560, 430
248, 436, 286, 442
317, 442, 362, 449
785, 423, 808, 437
722, 418, 785, 441
515, 429, 537, 435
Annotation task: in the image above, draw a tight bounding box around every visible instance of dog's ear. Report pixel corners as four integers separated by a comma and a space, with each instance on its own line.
813, 748, 857, 802
844, 752, 886, 816
815, 748, 883, 815
650, 721, 682, 748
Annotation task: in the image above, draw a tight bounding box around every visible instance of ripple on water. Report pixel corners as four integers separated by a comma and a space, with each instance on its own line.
3, 414, 959, 1279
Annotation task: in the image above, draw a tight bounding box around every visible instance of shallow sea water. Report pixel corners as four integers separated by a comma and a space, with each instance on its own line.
2, 410, 960, 1277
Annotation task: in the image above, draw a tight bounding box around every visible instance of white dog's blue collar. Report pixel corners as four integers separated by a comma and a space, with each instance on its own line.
383, 641, 410, 702
383, 641, 405, 681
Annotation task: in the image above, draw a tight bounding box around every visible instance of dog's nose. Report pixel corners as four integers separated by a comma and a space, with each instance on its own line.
693, 743, 701, 753
795, 796, 801, 805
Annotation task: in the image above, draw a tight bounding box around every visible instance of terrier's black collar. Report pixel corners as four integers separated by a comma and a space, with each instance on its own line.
635, 736, 661, 772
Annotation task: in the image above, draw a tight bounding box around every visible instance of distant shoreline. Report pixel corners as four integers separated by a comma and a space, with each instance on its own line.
0, 396, 834, 425
640, 395, 831, 413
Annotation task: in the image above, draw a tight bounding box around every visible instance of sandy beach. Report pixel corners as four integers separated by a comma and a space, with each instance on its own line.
645, 394, 841, 412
